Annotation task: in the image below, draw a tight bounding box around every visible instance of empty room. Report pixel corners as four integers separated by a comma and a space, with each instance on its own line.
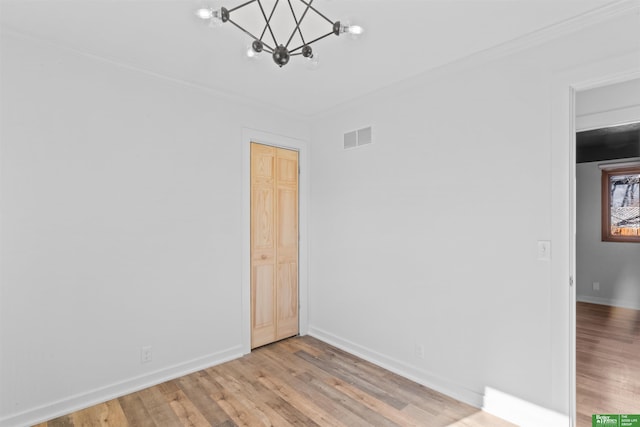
574, 79, 640, 425
1, 1, 639, 426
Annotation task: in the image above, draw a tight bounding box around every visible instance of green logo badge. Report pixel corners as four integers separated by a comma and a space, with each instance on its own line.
593, 415, 640, 427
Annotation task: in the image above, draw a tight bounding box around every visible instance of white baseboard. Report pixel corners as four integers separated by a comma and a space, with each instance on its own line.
577, 295, 640, 311
307, 326, 484, 408
483, 387, 570, 427
309, 327, 572, 427
0, 346, 243, 427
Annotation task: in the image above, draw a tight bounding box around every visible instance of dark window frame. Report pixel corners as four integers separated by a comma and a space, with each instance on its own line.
601, 166, 640, 243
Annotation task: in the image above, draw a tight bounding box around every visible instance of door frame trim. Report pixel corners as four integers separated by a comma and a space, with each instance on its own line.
241, 128, 309, 354
550, 53, 639, 426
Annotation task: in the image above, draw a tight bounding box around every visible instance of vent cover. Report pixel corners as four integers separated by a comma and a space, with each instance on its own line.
344, 126, 373, 149
344, 130, 357, 149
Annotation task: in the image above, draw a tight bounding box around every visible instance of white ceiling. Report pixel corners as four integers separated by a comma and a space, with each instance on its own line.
0, 0, 616, 117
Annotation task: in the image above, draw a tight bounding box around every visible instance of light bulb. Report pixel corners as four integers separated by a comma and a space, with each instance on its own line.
335, 21, 364, 39
347, 25, 363, 36
306, 52, 320, 70
196, 7, 224, 27
195, 8, 214, 20
246, 40, 264, 60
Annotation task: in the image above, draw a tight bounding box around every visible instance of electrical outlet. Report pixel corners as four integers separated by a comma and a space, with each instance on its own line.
537, 241, 551, 261
593, 282, 600, 291
415, 344, 425, 359
141, 346, 152, 364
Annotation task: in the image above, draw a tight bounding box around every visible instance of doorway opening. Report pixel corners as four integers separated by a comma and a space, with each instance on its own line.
574, 79, 640, 424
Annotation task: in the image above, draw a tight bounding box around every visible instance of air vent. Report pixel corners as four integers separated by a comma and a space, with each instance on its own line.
344, 130, 357, 149
344, 126, 373, 149
357, 127, 372, 146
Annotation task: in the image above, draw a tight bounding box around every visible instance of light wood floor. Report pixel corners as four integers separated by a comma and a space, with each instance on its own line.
577, 302, 640, 427
34, 336, 513, 427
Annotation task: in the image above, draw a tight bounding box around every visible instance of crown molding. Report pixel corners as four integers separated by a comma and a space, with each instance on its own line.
311, 0, 640, 119
478, 0, 640, 63
0, 26, 311, 124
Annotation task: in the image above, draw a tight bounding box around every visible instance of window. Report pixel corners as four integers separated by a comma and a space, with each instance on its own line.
601, 166, 640, 242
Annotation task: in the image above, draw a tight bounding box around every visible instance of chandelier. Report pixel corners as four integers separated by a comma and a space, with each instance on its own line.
196, 0, 363, 68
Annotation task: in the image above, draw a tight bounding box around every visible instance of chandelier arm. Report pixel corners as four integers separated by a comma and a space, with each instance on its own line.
296, 0, 334, 26
256, 0, 278, 47
289, 30, 332, 54
228, 19, 275, 51
228, 0, 258, 13
284, 0, 310, 49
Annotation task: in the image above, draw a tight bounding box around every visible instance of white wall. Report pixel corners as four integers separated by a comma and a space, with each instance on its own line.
576, 162, 640, 309
310, 52, 555, 413
0, 32, 308, 426
308, 8, 640, 426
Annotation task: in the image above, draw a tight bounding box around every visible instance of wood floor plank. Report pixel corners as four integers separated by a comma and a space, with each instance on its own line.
446, 410, 517, 427
577, 302, 640, 427
246, 360, 345, 426
217, 361, 304, 427
103, 399, 129, 426
156, 380, 181, 397
166, 389, 212, 427
328, 376, 421, 427
137, 386, 184, 427
291, 338, 457, 415
296, 371, 401, 427
294, 349, 407, 410
175, 373, 234, 426
263, 396, 322, 427
402, 403, 471, 427
253, 345, 391, 427
207, 368, 285, 427
70, 400, 128, 427
210, 390, 263, 427
255, 345, 391, 426
272, 341, 405, 414
69, 406, 97, 427
45, 415, 75, 427
117, 392, 157, 427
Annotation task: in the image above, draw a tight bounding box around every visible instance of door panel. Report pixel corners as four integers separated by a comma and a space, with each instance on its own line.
277, 189, 297, 247
251, 143, 298, 348
253, 265, 274, 327
253, 188, 274, 249
278, 156, 298, 183
276, 261, 298, 339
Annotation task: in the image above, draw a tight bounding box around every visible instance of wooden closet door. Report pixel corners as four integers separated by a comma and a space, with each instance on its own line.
251, 143, 298, 348
274, 148, 299, 340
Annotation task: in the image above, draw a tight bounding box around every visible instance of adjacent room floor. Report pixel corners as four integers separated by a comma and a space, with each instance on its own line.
35, 336, 514, 427
576, 302, 640, 427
